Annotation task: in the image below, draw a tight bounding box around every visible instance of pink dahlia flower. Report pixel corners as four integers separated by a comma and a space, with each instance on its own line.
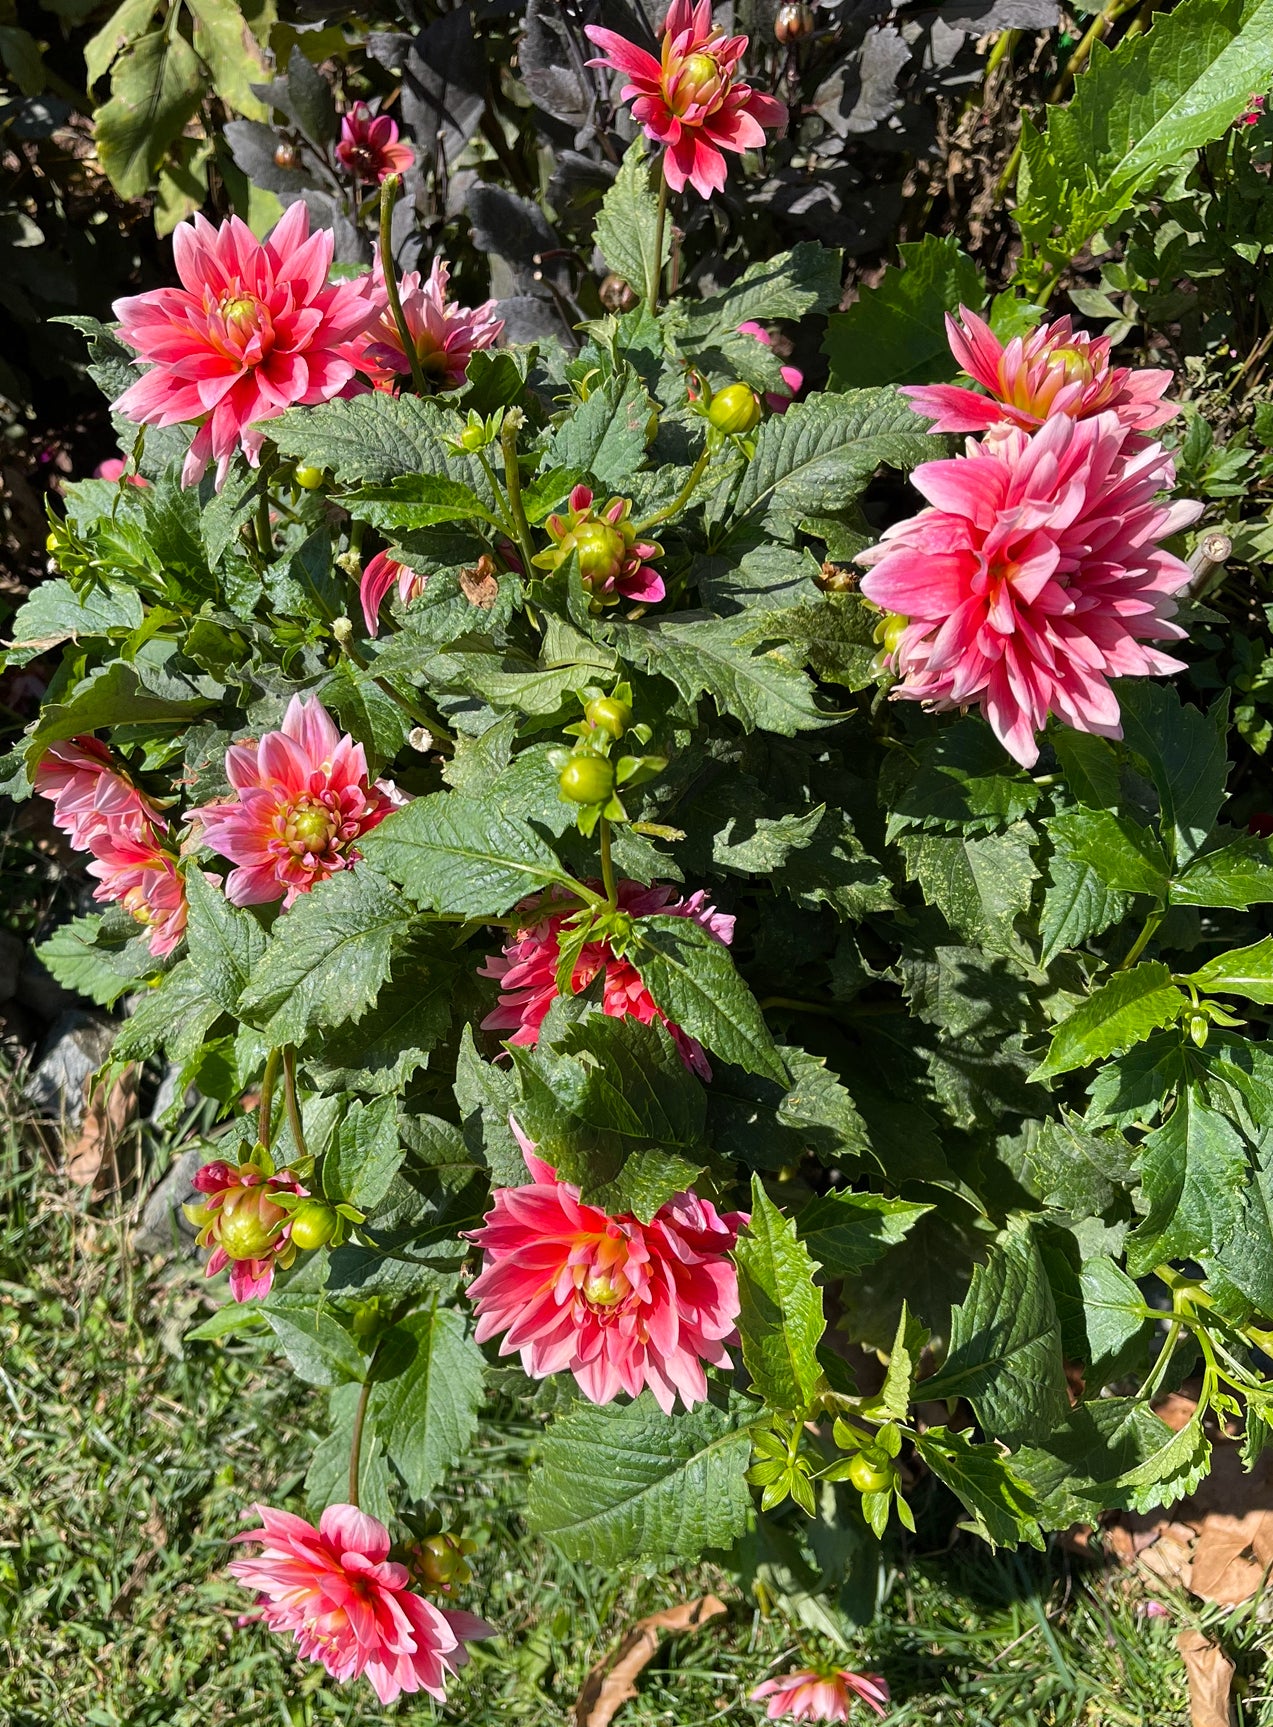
360, 255, 503, 391
359, 548, 428, 635
86, 826, 188, 958
184, 1159, 305, 1301
1239, 93, 1266, 127
751, 1667, 890, 1721
227, 1502, 494, 1705
586, 0, 787, 198
190, 695, 401, 907
112, 204, 381, 490
531, 485, 665, 607
479, 879, 734, 1079
336, 102, 414, 184
35, 735, 164, 850
904, 306, 1176, 437
857, 411, 1201, 769
467, 1121, 746, 1412
738, 320, 802, 412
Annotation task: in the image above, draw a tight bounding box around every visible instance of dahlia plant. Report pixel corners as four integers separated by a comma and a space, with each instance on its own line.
13, 39, 1273, 1711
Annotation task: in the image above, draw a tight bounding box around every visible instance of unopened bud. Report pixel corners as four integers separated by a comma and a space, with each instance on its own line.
599, 273, 638, 313
274, 141, 300, 170
332, 615, 353, 646
774, 1, 815, 42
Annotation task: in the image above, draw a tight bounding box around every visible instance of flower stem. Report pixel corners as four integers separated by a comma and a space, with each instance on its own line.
379, 175, 429, 396
255, 489, 273, 563
333, 627, 456, 749
633, 445, 711, 535
281, 1045, 310, 1164
600, 817, 618, 908
1118, 909, 1164, 971
257, 1048, 281, 1152
348, 1371, 375, 1508
500, 412, 538, 577
646, 162, 669, 316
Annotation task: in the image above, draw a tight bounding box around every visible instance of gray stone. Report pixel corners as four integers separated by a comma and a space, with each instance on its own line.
133, 1146, 205, 1257
23, 1010, 118, 1129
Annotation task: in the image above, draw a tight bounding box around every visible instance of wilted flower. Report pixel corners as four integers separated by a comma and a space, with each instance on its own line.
532, 485, 664, 607
359, 549, 428, 635
191, 695, 401, 907
738, 320, 802, 411
360, 255, 502, 391
479, 879, 733, 1079
35, 735, 164, 850
112, 204, 381, 489
467, 1122, 746, 1412
87, 826, 188, 958
586, 0, 787, 198
227, 1502, 494, 1704
857, 412, 1201, 768
184, 1159, 305, 1301
751, 1666, 890, 1721
903, 306, 1176, 437
336, 101, 414, 183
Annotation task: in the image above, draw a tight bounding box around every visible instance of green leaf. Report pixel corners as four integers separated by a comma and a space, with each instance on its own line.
9, 578, 143, 656
186, 0, 267, 118
544, 373, 654, 493
921, 1219, 1069, 1449
1039, 852, 1130, 967
823, 235, 985, 390
915, 1426, 1044, 1550
1172, 835, 1273, 907
94, 28, 203, 200
261, 1293, 366, 1386
84, 0, 157, 87
867, 1301, 929, 1423
269, 393, 470, 486
1015, 1397, 1208, 1520
1032, 963, 1186, 1081
306, 1381, 393, 1523
1074, 1256, 1154, 1381
608, 613, 829, 737
34, 914, 151, 1009
24, 660, 213, 768
1112, 1406, 1211, 1510
183, 867, 267, 1016
1117, 682, 1228, 865
1051, 729, 1122, 810
1126, 1080, 1247, 1273
1047, 808, 1170, 898
324, 1097, 404, 1212
527, 1393, 755, 1565
900, 824, 1038, 960
305, 933, 454, 1095
629, 914, 788, 1085
795, 1190, 932, 1277
1026, 1114, 1136, 1213
343, 473, 496, 531
359, 792, 576, 916
684, 242, 842, 340
237, 868, 410, 1042
1186, 937, 1273, 1004
595, 136, 669, 302
111, 962, 223, 1064
735, 1178, 826, 1414
883, 718, 1041, 837
373, 1308, 485, 1500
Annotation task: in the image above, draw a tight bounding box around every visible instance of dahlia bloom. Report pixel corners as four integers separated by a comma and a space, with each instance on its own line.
191, 695, 401, 907
35, 735, 164, 850
751, 1667, 891, 1722
739, 320, 802, 412
857, 411, 1201, 768
479, 879, 733, 1079
903, 306, 1176, 437
227, 1502, 494, 1705
112, 204, 381, 489
184, 1159, 305, 1301
336, 102, 414, 184
467, 1122, 746, 1412
87, 827, 188, 958
531, 485, 665, 607
586, 0, 787, 198
359, 549, 428, 635
359, 255, 503, 391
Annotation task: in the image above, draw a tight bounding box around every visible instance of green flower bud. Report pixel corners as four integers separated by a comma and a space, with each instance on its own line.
708, 382, 762, 435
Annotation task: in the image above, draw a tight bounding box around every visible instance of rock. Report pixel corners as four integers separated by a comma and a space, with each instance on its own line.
133, 1146, 206, 1257
23, 1010, 118, 1129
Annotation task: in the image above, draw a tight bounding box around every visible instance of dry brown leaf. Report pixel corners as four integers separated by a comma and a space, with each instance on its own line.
575, 1595, 728, 1727
1189, 1512, 1273, 1605
1177, 1629, 1235, 1727
459, 556, 499, 608
66, 1064, 138, 1188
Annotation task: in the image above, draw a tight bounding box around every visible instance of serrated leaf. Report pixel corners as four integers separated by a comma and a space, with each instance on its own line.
901, 823, 1038, 959
186, 0, 268, 119
24, 659, 213, 767
1125, 1080, 1247, 1273
544, 373, 653, 492
94, 28, 203, 199
35, 914, 151, 1009
306, 1381, 393, 1523
1026, 1114, 1136, 1212
184, 867, 268, 1015
921, 1219, 1069, 1448
9, 577, 143, 655
1047, 808, 1170, 897
735, 1178, 826, 1414
1186, 937, 1273, 1004
359, 792, 576, 915
527, 1393, 755, 1564
373, 1308, 485, 1500
1075, 1256, 1153, 1381
305, 935, 454, 1095
629, 915, 787, 1085
269, 393, 468, 486
1051, 730, 1121, 811
1033, 962, 1186, 1081
1172, 835, 1273, 907
595, 135, 668, 302
795, 1190, 932, 1277
324, 1096, 404, 1211
237, 868, 410, 1042
1039, 851, 1130, 966
684, 242, 842, 343
343, 472, 496, 531
1117, 682, 1228, 866
915, 1426, 1044, 1549
823, 235, 985, 390
261, 1292, 366, 1386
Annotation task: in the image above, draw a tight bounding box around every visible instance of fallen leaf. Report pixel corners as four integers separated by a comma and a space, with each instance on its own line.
66, 1064, 138, 1189
1176, 1628, 1235, 1727
575, 1595, 728, 1727
459, 556, 499, 608
1189, 1512, 1273, 1605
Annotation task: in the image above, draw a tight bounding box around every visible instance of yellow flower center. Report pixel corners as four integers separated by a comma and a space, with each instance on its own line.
674, 51, 723, 111
122, 885, 155, 926
1048, 344, 1096, 385
286, 798, 338, 855
219, 292, 260, 330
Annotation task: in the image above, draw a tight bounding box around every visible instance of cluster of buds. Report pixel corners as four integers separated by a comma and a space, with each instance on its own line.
550, 684, 666, 836
184, 1149, 357, 1301
532, 485, 665, 610
403, 1527, 478, 1596
824, 1418, 911, 1538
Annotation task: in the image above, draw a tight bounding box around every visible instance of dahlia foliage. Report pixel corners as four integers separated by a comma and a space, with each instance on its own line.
22, 57, 1264, 1712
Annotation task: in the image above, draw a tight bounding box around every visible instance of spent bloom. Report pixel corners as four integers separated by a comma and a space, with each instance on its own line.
586, 0, 787, 198
532, 485, 665, 607
904, 306, 1176, 437
35, 735, 165, 850
360, 549, 428, 636
336, 102, 414, 183
87, 827, 188, 958
480, 879, 734, 1079
184, 1159, 305, 1301
751, 1667, 891, 1722
858, 411, 1201, 768
467, 1122, 746, 1413
112, 204, 380, 489
191, 695, 401, 907
227, 1501, 494, 1705
360, 255, 502, 391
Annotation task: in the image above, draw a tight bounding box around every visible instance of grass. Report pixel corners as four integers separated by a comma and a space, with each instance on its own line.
0, 1082, 1267, 1727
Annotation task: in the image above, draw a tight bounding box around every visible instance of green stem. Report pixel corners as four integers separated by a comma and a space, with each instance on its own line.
475, 450, 520, 543
257, 1048, 281, 1153
334, 630, 456, 749
599, 818, 618, 908
646, 164, 669, 316
379, 176, 429, 396
1118, 909, 1163, 971
633, 445, 712, 536
500, 415, 538, 578
282, 1046, 309, 1164
255, 489, 273, 563
348, 1365, 377, 1508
